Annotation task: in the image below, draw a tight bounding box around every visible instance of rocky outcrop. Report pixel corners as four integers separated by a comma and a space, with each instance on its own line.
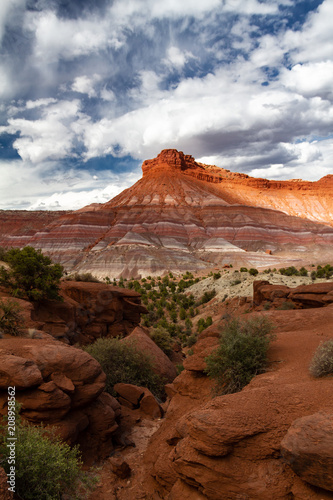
281, 412, 333, 492
4, 281, 147, 344
114, 383, 163, 419
0, 338, 120, 463
121, 326, 177, 383
115, 303, 333, 499
253, 280, 333, 309
1, 150, 333, 277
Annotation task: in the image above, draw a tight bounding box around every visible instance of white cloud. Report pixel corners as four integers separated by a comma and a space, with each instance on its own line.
222, 0, 278, 15
71, 74, 102, 98
283, 0, 333, 64
280, 61, 333, 100
0, 157, 141, 211
163, 46, 195, 69
4, 100, 82, 163
26, 97, 57, 109
26, 10, 124, 63
100, 87, 115, 102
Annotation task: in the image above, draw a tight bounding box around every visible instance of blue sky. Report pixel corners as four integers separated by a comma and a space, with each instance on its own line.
0, 0, 332, 210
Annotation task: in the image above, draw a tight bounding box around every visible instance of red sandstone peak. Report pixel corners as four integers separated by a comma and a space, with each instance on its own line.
1, 148, 333, 278
142, 149, 201, 176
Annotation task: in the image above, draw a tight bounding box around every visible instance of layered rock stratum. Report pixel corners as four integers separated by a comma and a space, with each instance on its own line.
1, 149, 333, 277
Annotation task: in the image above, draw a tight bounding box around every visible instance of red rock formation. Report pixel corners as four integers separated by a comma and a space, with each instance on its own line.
1, 149, 333, 277
114, 383, 163, 419
281, 412, 333, 492
121, 326, 177, 382
253, 280, 333, 310
1, 281, 147, 344
0, 338, 120, 463
113, 304, 333, 500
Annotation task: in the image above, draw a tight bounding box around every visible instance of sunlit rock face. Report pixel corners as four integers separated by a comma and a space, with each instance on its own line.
1, 149, 333, 277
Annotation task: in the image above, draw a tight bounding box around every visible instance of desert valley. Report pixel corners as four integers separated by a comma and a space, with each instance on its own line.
0, 149, 333, 500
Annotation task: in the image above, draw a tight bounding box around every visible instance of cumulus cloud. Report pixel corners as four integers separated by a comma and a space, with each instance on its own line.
0, 156, 141, 210
0, 0, 333, 209
4, 100, 82, 163
71, 74, 102, 98
280, 61, 333, 101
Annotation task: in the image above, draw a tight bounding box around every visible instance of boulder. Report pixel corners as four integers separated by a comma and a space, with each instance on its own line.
114, 383, 145, 406
183, 337, 219, 373
114, 383, 163, 419
121, 326, 177, 382
0, 354, 43, 389
0, 338, 119, 463
109, 456, 131, 479
281, 412, 333, 491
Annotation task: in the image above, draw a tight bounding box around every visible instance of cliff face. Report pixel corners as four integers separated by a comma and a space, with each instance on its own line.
1, 149, 333, 277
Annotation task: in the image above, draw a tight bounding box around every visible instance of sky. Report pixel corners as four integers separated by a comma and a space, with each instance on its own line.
0, 0, 333, 211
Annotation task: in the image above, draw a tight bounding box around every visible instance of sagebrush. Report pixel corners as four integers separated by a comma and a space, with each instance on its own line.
0, 412, 96, 500
309, 339, 333, 378
205, 316, 276, 395
84, 337, 165, 399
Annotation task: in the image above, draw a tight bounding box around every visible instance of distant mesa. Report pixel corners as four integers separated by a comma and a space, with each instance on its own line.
1, 149, 333, 277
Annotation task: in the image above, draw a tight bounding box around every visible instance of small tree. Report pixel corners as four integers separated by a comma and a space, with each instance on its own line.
0, 247, 63, 301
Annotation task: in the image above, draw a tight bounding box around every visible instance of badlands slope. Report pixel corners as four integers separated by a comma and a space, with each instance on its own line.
1, 149, 333, 277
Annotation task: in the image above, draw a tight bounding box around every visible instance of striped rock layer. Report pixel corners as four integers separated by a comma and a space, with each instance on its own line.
1, 149, 333, 277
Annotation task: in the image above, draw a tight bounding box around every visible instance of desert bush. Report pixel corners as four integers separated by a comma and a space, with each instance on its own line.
197, 316, 213, 333
72, 272, 101, 283
240, 267, 248, 272
213, 272, 221, 280
186, 333, 198, 347
205, 316, 275, 394
0, 299, 24, 336
248, 268, 259, 276
84, 338, 165, 399
309, 339, 333, 378
0, 246, 63, 301
150, 326, 173, 356
0, 412, 95, 500
231, 279, 241, 286
200, 289, 216, 304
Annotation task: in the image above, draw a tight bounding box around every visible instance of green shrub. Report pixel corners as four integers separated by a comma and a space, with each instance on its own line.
0, 247, 63, 301
72, 273, 101, 283
200, 289, 216, 304
150, 327, 173, 356
231, 279, 241, 286
240, 267, 248, 272
0, 299, 24, 336
205, 316, 275, 395
0, 413, 95, 500
309, 339, 333, 378
248, 268, 259, 276
84, 338, 165, 399
213, 272, 221, 280
186, 333, 197, 347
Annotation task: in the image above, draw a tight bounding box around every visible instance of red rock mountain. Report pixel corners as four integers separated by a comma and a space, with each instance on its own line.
1, 149, 333, 277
